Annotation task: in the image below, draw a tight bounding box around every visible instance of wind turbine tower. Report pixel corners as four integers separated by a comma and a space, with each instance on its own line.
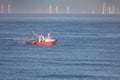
83, 10, 86, 14
56, 5, 58, 14
8, 3, 11, 14
102, 1, 105, 14
49, 5, 52, 14
112, 5, 115, 14
109, 6, 111, 14
67, 6, 70, 14
92, 10, 95, 14
1, 3, 3, 14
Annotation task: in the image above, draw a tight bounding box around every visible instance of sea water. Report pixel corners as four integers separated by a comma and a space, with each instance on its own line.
0, 14, 120, 80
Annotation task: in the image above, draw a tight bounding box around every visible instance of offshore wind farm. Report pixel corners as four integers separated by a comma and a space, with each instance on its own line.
0, 0, 120, 14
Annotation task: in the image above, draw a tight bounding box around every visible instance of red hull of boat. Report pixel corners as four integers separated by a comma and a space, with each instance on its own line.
33, 40, 55, 46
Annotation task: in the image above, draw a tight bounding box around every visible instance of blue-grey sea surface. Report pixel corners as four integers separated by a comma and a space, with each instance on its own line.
0, 14, 120, 80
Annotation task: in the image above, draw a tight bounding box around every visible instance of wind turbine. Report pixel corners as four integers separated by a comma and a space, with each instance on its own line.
109, 6, 111, 14
83, 10, 86, 14
1, 3, 3, 14
67, 6, 70, 14
49, 5, 52, 14
112, 5, 115, 14
102, 1, 105, 14
92, 10, 95, 14
56, 5, 58, 14
8, 3, 11, 14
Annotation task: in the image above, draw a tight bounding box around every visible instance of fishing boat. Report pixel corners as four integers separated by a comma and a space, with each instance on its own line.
30, 32, 55, 46
33, 38, 55, 46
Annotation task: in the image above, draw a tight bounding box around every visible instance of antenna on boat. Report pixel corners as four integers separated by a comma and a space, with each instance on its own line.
48, 32, 51, 39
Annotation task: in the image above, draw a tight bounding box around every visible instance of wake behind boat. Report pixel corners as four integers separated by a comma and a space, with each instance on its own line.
25, 32, 55, 46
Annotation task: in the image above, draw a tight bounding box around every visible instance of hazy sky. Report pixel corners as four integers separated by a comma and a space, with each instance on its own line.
0, 0, 120, 14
